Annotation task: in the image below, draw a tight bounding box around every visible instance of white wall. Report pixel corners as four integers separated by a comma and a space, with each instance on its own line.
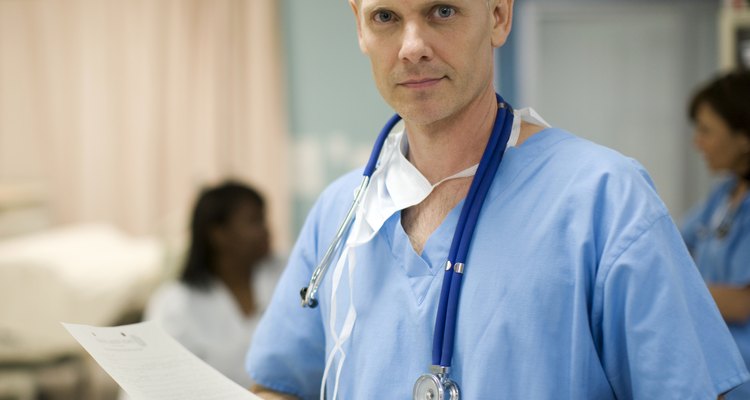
515, 1, 718, 220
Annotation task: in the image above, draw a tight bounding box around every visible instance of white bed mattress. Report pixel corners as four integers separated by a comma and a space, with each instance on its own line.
0, 223, 164, 362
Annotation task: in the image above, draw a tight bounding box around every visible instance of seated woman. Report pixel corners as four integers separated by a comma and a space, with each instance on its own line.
681, 70, 750, 399
145, 181, 279, 388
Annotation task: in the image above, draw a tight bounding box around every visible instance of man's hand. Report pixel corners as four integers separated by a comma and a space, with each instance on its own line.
251, 384, 299, 400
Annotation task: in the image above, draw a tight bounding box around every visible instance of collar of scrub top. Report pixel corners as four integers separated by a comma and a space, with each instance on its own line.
431, 93, 515, 369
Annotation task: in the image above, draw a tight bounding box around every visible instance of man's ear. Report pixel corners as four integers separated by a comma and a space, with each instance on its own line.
349, 0, 368, 55
490, 0, 514, 48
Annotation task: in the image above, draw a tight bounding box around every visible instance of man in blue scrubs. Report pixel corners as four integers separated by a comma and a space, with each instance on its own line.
247, 0, 749, 398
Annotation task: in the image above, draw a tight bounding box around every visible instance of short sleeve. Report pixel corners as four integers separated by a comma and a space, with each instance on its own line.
595, 214, 749, 398
245, 199, 328, 399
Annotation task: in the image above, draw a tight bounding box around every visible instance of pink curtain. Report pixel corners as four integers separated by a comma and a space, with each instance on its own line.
0, 0, 291, 249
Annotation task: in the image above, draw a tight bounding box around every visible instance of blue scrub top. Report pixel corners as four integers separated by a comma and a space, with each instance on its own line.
248, 129, 748, 399
682, 177, 750, 399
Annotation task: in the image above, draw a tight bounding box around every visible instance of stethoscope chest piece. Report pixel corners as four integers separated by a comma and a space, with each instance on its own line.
413, 369, 460, 400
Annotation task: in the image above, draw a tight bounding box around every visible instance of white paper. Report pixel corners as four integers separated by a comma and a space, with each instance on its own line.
63, 321, 261, 400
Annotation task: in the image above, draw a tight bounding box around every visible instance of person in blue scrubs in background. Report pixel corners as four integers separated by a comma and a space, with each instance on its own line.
682, 70, 750, 400
247, 1, 749, 399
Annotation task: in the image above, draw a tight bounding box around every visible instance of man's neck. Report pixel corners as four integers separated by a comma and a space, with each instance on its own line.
403, 89, 498, 184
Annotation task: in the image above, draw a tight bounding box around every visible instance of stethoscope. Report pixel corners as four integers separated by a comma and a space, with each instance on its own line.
300, 93, 515, 400
698, 194, 745, 240
714, 205, 738, 239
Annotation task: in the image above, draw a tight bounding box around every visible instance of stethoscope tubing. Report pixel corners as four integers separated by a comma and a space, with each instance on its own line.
364, 113, 403, 176
301, 113, 402, 308
433, 97, 514, 367
301, 176, 368, 307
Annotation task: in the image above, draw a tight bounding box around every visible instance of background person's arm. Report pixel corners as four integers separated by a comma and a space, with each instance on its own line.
709, 285, 750, 324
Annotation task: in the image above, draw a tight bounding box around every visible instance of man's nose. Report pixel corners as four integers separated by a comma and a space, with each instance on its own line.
398, 23, 433, 64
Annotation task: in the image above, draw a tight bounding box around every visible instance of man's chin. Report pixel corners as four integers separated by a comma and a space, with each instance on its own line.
387, 93, 451, 123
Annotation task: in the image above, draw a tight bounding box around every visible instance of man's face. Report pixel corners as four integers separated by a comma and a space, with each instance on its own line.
350, 0, 511, 125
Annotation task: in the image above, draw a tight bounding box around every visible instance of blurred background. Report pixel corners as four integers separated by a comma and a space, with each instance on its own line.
0, 0, 748, 398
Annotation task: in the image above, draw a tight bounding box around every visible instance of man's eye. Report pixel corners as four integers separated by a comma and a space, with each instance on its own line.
374, 10, 395, 23
434, 6, 456, 18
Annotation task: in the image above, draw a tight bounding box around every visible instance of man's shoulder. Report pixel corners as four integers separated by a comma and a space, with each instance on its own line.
519, 129, 664, 219
317, 167, 365, 204
546, 129, 633, 163
536, 128, 652, 182
303, 167, 365, 224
